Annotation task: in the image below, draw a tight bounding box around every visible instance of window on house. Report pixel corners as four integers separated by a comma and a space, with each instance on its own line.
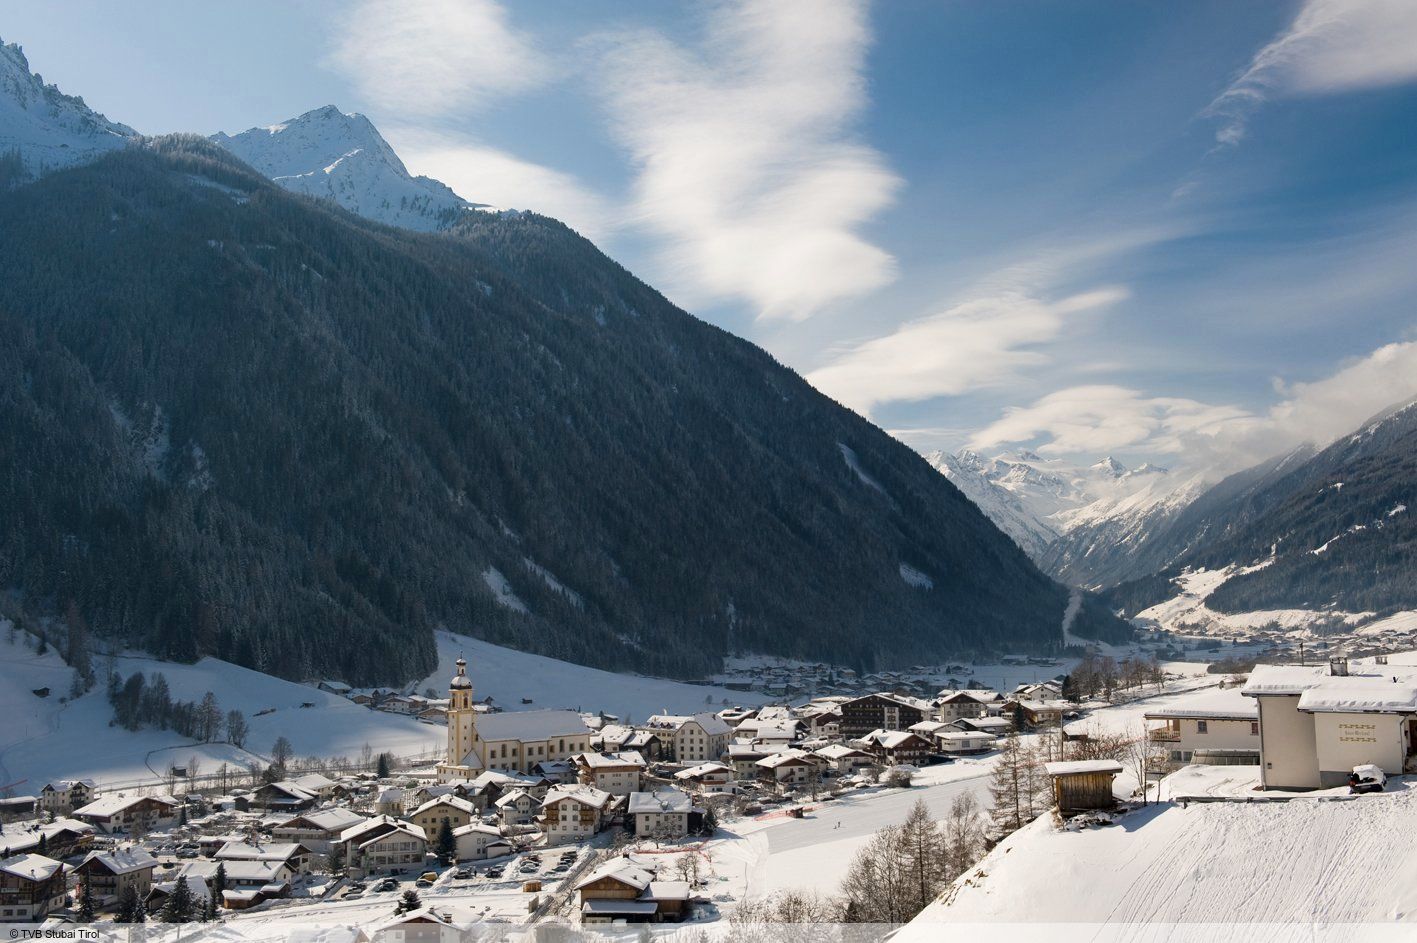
1196, 721, 1208, 733
1251, 722, 1259, 736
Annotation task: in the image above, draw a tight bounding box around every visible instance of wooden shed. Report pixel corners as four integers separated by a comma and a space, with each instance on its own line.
1044, 759, 1123, 813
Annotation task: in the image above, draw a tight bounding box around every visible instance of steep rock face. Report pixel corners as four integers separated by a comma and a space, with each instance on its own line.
0, 138, 1129, 684
0, 39, 136, 183
212, 106, 490, 232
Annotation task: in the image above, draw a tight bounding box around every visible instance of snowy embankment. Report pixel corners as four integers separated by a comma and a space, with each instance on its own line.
905, 781, 1417, 929
0, 629, 441, 791
420, 630, 771, 721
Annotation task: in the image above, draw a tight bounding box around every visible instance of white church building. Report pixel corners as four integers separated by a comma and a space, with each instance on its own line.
437, 657, 592, 781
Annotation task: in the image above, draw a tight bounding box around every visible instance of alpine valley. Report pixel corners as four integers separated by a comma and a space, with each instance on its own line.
0, 39, 1129, 687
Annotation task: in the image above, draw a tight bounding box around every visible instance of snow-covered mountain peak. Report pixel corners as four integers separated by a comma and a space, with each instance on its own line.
212, 105, 493, 232
0, 38, 137, 182
1091, 456, 1127, 478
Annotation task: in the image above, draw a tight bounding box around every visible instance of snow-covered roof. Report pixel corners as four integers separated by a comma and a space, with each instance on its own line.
813, 743, 873, 760
940, 731, 994, 742
1144, 688, 1258, 721
575, 750, 647, 769
452, 822, 500, 838
648, 880, 691, 901
0, 853, 62, 882
475, 709, 590, 742
409, 795, 477, 817
860, 729, 927, 749
644, 712, 732, 736
82, 847, 156, 875
674, 762, 733, 780
576, 859, 653, 892
756, 749, 814, 769
1298, 681, 1417, 714
73, 793, 177, 818
280, 808, 365, 833
290, 773, 337, 792
542, 784, 613, 810
494, 788, 533, 808
216, 841, 306, 863
627, 789, 692, 815
1044, 760, 1123, 777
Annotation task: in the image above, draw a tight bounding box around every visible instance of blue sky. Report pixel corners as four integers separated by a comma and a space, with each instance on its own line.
9, 0, 1417, 475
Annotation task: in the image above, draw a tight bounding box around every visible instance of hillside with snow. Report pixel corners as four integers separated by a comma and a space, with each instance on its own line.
0, 39, 136, 182
905, 782, 1417, 929
929, 448, 1208, 586
212, 106, 492, 232
0, 625, 442, 792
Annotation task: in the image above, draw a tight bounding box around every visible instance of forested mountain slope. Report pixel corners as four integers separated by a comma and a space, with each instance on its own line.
0, 138, 1128, 684
1104, 402, 1416, 618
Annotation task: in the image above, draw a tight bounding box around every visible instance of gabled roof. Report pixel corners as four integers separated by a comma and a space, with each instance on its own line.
215, 841, 307, 863
73, 793, 178, 818
576, 859, 652, 892
409, 795, 478, 817
494, 788, 534, 808
0, 853, 63, 882
452, 822, 501, 838
81, 847, 157, 875
813, 744, 873, 760
475, 709, 590, 742
674, 762, 733, 780
860, 729, 929, 750
627, 789, 692, 815
644, 712, 732, 736
542, 784, 613, 810
278, 808, 366, 833
575, 750, 647, 770
756, 749, 815, 769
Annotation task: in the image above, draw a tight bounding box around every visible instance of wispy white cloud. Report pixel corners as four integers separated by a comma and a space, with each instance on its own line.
384, 127, 613, 241
592, 0, 900, 321
328, 0, 550, 119
966, 339, 1417, 473
807, 287, 1130, 416
1205, 0, 1417, 146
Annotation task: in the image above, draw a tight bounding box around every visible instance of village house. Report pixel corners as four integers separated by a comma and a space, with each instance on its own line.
573, 751, 647, 796
1244, 657, 1417, 789
335, 816, 428, 876
373, 906, 467, 943
935, 690, 998, 724
627, 789, 692, 839
73, 794, 179, 835
726, 741, 781, 779
858, 729, 934, 766
0, 854, 66, 922
493, 788, 538, 828
146, 874, 211, 915
641, 713, 732, 763
0, 818, 96, 859
575, 859, 690, 925
38, 779, 95, 815
251, 779, 320, 812
272, 808, 368, 854
438, 658, 592, 780
1145, 687, 1261, 766
540, 785, 614, 846
376, 788, 407, 816
451, 823, 504, 862
406, 795, 479, 834
594, 725, 663, 761
1004, 698, 1067, 729
755, 749, 823, 789
811, 743, 877, 775
950, 715, 1013, 736
317, 680, 352, 696
937, 731, 997, 755
216, 840, 312, 877
73, 847, 157, 909
672, 762, 736, 793
839, 693, 929, 739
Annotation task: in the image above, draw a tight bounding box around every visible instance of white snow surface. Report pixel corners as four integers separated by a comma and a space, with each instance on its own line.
906, 781, 1417, 929
420, 630, 770, 721
481, 566, 529, 614
212, 106, 491, 232
0, 40, 136, 180
0, 628, 441, 791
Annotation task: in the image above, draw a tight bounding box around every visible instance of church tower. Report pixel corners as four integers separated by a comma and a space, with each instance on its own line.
446, 656, 479, 773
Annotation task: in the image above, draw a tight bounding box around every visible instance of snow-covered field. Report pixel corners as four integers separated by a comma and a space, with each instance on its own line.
0, 630, 442, 791
421, 630, 772, 721
906, 780, 1417, 930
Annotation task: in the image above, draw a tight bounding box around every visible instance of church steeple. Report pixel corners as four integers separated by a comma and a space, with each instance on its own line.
446, 654, 478, 773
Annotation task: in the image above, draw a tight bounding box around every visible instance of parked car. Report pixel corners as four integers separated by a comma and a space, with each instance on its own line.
453, 868, 472, 880
415, 878, 434, 888
1349, 764, 1386, 794
375, 879, 399, 893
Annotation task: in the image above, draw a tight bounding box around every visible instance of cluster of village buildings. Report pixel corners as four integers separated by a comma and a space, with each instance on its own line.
7, 651, 1417, 929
